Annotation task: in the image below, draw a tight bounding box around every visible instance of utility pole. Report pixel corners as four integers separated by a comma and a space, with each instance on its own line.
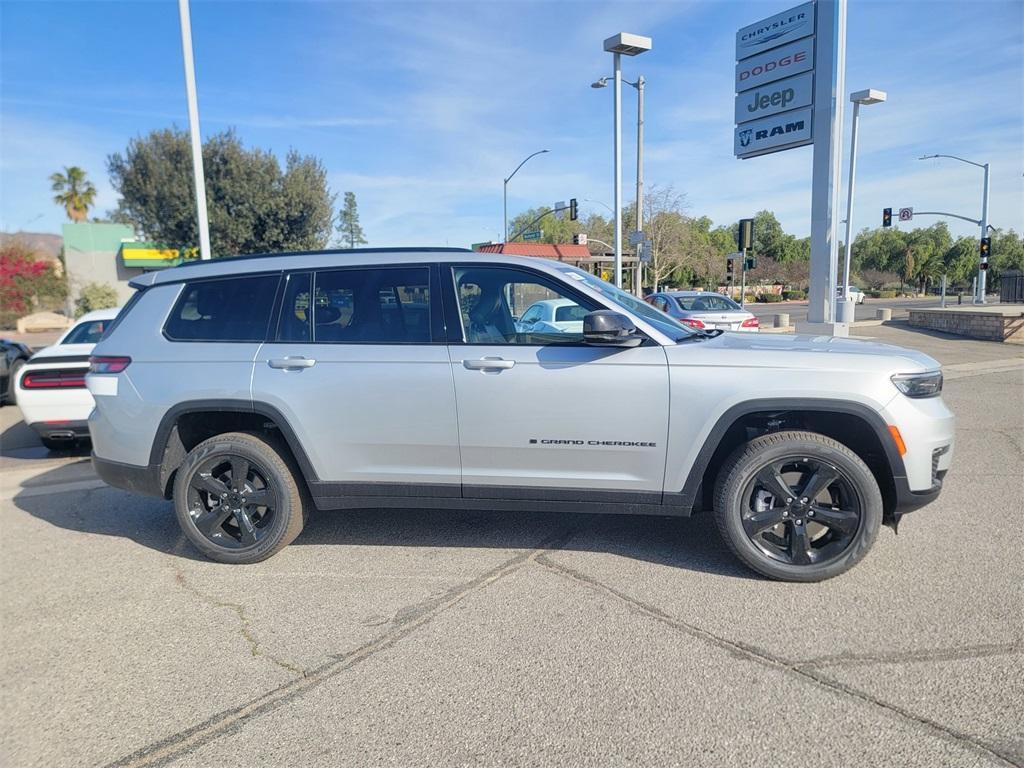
979, 162, 990, 303
177, 0, 211, 260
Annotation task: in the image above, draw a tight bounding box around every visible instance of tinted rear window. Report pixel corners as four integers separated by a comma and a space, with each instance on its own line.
675, 294, 739, 311
165, 275, 280, 342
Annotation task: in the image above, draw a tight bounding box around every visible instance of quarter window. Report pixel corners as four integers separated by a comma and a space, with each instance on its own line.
164, 275, 279, 342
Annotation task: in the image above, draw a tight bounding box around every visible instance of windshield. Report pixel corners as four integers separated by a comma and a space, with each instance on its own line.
554, 265, 697, 341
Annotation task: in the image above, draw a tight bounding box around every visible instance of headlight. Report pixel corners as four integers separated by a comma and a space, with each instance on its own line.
891, 370, 943, 398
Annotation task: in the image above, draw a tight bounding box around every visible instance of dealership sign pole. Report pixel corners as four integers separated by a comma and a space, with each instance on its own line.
735, 0, 847, 329
177, 0, 211, 261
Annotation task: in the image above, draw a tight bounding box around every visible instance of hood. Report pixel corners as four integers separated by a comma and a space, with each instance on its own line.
28, 342, 96, 364
668, 331, 940, 374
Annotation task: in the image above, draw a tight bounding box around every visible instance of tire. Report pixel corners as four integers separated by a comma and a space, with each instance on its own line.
713, 430, 882, 582
6, 360, 25, 405
173, 431, 307, 564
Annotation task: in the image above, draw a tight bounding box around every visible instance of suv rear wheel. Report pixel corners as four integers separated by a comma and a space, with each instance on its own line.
173, 431, 306, 564
713, 430, 882, 582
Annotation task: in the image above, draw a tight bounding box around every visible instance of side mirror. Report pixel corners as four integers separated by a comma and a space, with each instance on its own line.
583, 310, 642, 347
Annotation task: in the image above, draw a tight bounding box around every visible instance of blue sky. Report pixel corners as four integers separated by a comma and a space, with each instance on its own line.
1, 0, 1021, 248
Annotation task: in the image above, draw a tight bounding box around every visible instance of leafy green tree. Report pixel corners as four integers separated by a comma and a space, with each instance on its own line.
991, 228, 1024, 277
50, 166, 97, 222
507, 205, 583, 245
108, 128, 335, 256
337, 191, 368, 248
943, 237, 979, 286
74, 282, 119, 318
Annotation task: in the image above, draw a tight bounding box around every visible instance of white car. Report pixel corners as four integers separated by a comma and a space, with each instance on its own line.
515, 298, 589, 335
838, 285, 866, 304
16, 307, 121, 450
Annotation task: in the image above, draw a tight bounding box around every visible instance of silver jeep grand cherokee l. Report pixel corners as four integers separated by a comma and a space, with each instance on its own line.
87, 248, 954, 581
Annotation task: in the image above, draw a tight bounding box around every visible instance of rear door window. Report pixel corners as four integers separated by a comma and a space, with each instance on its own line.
164, 274, 280, 342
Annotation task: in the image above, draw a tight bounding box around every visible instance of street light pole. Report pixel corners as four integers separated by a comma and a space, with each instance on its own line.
635, 75, 645, 296
839, 89, 886, 323
919, 153, 991, 303
177, 0, 211, 261
503, 150, 549, 243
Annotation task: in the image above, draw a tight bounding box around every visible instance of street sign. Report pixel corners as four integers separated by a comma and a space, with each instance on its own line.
735, 1, 815, 60
735, 70, 814, 125
522, 230, 542, 241
735, 107, 813, 158
574, 233, 588, 246
639, 241, 653, 263
899, 207, 913, 222
554, 201, 566, 220
628, 230, 645, 246
471, 241, 493, 251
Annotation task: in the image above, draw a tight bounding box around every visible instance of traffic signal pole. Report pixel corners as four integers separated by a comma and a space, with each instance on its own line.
978, 163, 990, 303
740, 247, 747, 307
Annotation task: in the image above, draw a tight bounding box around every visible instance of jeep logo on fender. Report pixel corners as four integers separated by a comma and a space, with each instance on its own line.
735, 37, 814, 93
734, 107, 813, 158
734, 71, 813, 125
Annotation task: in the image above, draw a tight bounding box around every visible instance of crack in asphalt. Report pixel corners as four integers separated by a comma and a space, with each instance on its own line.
104, 530, 573, 768
535, 553, 1021, 768
171, 571, 305, 677
792, 641, 1024, 669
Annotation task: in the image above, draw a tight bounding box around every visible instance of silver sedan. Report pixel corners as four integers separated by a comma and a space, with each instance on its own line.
645, 291, 759, 332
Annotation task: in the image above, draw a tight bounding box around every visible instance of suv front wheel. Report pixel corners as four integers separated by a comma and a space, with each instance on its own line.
173, 432, 306, 564
713, 430, 882, 582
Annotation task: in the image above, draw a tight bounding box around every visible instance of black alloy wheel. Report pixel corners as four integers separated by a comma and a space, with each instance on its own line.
741, 457, 862, 567
186, 454, 278, 549
714, 430, 882, 581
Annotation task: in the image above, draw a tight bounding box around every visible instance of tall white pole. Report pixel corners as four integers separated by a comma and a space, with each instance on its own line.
613, 52, 623, 288
178, 0, 211, 260
978, 163, 990, 303
840, 99, 860, 320
635, 75, 645, 296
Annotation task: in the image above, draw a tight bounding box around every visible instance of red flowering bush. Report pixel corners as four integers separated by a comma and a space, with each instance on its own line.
0, 243, 67, 328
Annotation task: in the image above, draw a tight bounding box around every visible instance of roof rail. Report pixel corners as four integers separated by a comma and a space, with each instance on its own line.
170, 246, 473, 269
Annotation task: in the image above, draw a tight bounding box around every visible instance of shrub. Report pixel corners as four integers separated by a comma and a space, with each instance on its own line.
0, 243, 67, 329
758, 293, 783, 303
75, 282, 120, 318
878, 290, 898, 299
782, 289, 806, 300
866, 290, 882, 298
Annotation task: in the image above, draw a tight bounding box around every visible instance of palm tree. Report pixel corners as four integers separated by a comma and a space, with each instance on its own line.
50, 166, 97, 222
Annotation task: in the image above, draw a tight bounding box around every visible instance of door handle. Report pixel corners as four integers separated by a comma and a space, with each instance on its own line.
268, 357, 316, 370
464, 357, 515, 371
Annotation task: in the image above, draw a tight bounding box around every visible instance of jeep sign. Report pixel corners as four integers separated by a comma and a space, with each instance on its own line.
735, 1, 815, 60
735, 36, 814, 93
734, 107, 813, 158
735, 71, 813, 124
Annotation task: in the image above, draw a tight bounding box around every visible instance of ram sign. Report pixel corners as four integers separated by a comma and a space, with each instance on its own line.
734, 2, 816, 159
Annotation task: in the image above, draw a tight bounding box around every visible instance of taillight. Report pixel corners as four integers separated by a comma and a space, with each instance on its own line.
681, 318, 705, 329
89, 356, 132, 374
741, 317, 759, 328
21, 369, 87, 389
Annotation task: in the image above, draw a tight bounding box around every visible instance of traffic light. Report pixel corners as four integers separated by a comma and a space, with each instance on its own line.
745, 257, 757, 271
882, 208, 892, 227
726, 258, 735, 279
980, 237, 991, 258
569, 198, 578, 221
738, 218, 754, 250
572, 233, 588, 245
980, 261, 990, 271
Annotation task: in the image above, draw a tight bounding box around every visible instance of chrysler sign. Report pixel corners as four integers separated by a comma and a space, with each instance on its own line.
734, 107, 813, 158
735, 71, 813, 124
736, 1, 814, 60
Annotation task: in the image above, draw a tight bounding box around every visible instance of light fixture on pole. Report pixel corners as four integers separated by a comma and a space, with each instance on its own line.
503, 150, 549, 243
602, 32, 651, 289
177, 0, 211, 260
592, 73, 646, 296
838, 88, 886, 323
918, 153, 991, 303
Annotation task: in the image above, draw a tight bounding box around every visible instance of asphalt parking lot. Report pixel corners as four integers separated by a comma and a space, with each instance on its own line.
2, 322, 1022, 768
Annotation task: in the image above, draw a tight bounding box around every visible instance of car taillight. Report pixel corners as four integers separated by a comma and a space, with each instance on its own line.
741, 317, 759, 328
89, 356, 132, 374
681, 318, 705, 329
21, 369, 87, 389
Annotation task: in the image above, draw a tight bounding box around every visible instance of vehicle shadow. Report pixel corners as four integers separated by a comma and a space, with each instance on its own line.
13, 463, 755, 579
0, 418, 91, 461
